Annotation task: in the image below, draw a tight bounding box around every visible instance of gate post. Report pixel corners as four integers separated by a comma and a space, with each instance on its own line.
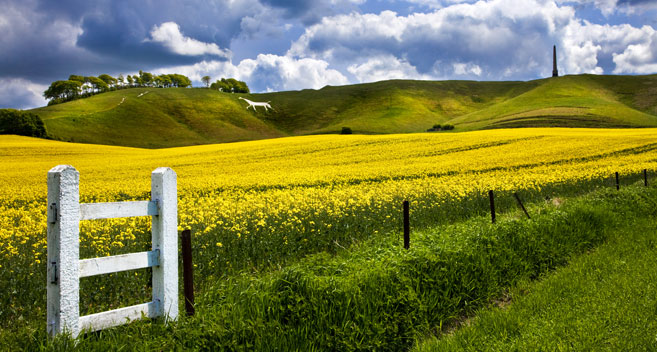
151, 167, 178, 320
47, 165, 80, 337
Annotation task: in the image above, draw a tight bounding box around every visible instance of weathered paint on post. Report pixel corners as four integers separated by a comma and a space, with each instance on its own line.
151, 167, 179, 321
47, 165, 80, 337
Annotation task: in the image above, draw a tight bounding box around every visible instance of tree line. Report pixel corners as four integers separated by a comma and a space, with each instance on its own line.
204, 77, 250, 93
44, 71, 193, 105
0, 109, 47, 138
44, 72, 251, 105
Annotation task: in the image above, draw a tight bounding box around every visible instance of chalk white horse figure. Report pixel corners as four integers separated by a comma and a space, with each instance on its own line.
238, 97, 273, 112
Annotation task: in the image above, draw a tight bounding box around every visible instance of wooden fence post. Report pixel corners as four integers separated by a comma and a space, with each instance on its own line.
47, 165, 81, 337
151, 167, 179, 321
615, 172, 620, 190
644, 169, 648, 187
181, 229, 195, 316
403, 201, 410, 249
488, 190, 496, 224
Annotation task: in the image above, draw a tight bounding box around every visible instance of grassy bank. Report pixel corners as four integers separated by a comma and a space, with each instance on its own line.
416, 207, 657, 351
4, 182, 656, 350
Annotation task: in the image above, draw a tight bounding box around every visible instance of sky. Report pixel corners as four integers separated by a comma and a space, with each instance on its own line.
2, 0, 657, 109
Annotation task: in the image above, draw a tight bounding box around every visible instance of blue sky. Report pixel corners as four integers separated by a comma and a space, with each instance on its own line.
1, 0, 657, 109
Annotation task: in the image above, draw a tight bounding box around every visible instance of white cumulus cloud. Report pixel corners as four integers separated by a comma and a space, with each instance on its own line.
153, 54, 348, 92
561, 21, 657, 74
452, 62, 482, 76
243, 54, 349, 91
146, 22, 231, 58
613, 30, 657, 74
286, 0, 657, 81
347, 55, 430, 82
288, 1, 575, 80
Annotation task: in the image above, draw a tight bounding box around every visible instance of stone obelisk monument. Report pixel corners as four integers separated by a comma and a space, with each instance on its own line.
552, 45, 559, 77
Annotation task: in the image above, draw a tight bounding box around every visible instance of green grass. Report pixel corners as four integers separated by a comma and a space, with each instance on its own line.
415, 211, 657, 351
33, 88, 285, 148
29, 74, 657, 148
450, 75, 657, 130
256, 79, 534, 135
4, 181, 657, 350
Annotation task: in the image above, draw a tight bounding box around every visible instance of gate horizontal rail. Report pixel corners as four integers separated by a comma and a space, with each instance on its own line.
79, 200, 158, 220
79, 250, 160, 278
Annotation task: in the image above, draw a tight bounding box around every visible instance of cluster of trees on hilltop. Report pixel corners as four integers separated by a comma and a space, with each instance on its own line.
44, 71, 251, 105
43, 71, 192, 105
208, 78, 250, 93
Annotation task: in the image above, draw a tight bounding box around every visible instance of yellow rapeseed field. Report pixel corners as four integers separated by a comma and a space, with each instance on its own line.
1, 128, 657, 278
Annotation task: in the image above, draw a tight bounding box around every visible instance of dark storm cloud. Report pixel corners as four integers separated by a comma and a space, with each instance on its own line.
33, 0, 96, 21
0, 0, 263, 85
260, 0, 361, 24
74, 0, 244, 55
617, 0, 656, 4
1, 0, 364, 85
261, 0, 315, 17
75, 11, 221, 67
0, 0, 363, 108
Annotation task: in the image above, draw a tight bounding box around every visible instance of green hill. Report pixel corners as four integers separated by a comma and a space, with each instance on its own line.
254, 79, 537, 134
31, 74, 657, 148
449, 74, 657, 129
32, 88, 286, 148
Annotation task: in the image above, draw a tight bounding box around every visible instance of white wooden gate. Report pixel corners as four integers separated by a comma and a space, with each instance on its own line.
47, 165, 178, 338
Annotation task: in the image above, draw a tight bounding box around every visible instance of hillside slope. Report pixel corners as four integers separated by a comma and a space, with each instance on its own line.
450, 75, 657, 130
33, 88, 286, 148
255, 79, 536, 134
30, 74, 657, 148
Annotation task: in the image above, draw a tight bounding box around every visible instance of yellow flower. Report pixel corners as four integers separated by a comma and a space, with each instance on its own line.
1, 128, 657, 272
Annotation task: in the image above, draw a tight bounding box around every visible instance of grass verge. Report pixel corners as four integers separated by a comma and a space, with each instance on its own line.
415, 212, 657, 351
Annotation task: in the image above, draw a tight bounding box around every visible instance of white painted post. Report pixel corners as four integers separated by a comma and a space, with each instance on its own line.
151, 167, 178, 321
47, 165, 80, 337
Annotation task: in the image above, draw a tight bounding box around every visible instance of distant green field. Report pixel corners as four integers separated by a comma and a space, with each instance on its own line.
31, 74, 657, 148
